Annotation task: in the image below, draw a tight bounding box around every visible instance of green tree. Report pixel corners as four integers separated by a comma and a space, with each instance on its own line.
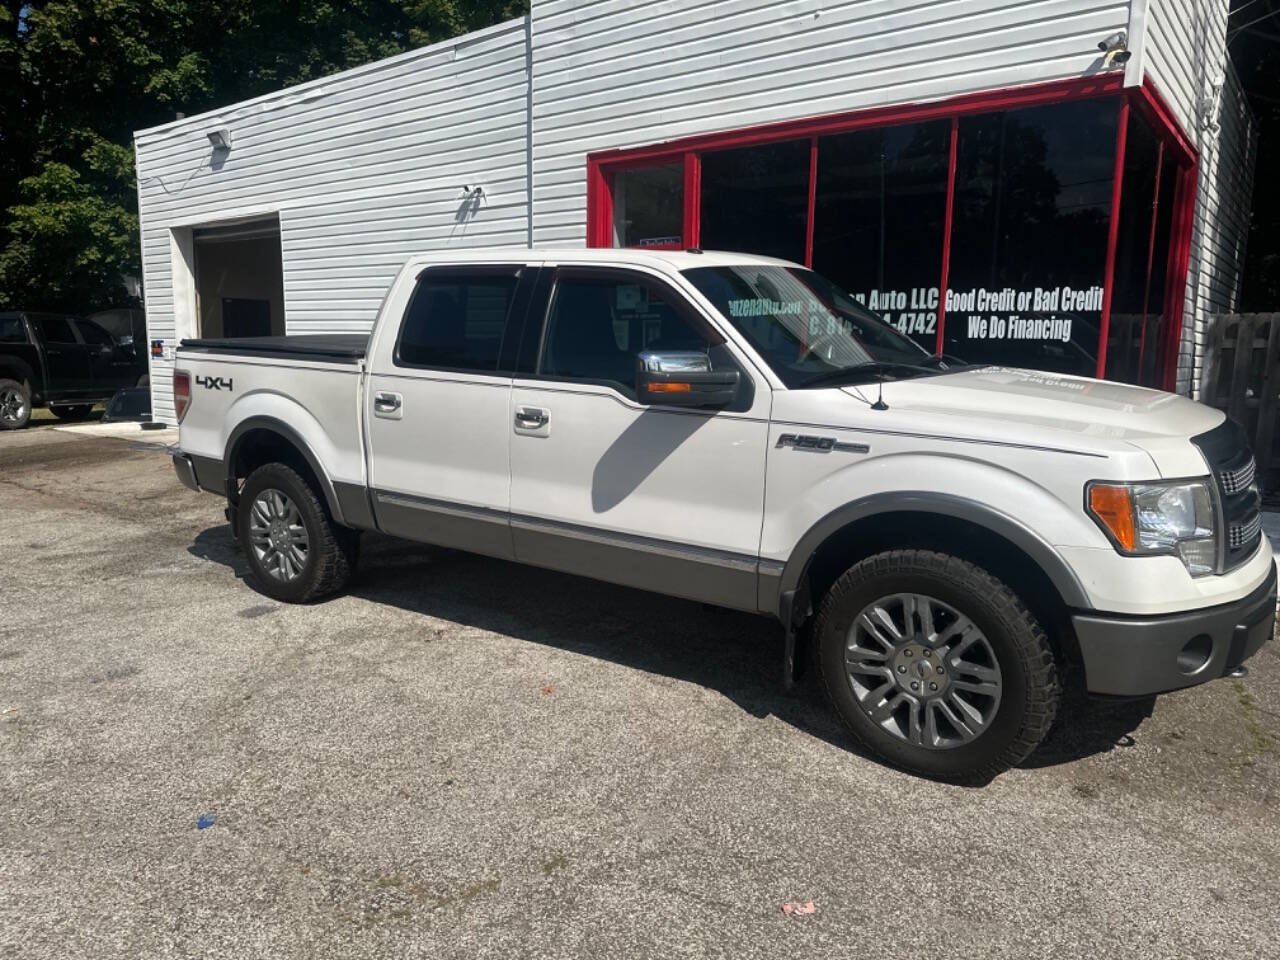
0, 1, 527, 312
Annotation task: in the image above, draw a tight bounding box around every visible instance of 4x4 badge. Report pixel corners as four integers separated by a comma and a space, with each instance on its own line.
776, 433, 869, 454
195, 375, 234, 391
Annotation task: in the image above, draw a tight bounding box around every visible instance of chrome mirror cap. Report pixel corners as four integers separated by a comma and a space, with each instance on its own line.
638, 350, 712, 374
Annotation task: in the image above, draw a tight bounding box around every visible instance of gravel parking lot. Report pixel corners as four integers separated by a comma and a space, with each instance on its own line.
2, 424, 1279, 959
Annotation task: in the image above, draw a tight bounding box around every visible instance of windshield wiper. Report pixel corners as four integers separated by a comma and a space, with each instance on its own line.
918, 353, 973, 370
800, 361, 939, 388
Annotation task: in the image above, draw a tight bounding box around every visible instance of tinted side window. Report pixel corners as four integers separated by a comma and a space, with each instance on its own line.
397, 273, 519, 372
33, 315, 76, 344
541, 275, 709, 396
0, 317, 26, 343
74, 319, 114, 346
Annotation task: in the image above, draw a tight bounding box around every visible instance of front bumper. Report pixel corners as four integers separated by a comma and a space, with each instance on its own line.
1073, 560, 1277, 697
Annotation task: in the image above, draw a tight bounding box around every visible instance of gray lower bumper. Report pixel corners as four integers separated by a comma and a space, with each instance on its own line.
171, 451, 201, 492
1072, 562, 1277, 697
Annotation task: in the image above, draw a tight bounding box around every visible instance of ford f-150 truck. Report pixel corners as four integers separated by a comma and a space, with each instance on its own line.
170, 249, 1276, 781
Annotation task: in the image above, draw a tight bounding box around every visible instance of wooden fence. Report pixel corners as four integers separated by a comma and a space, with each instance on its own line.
1201, 313, 1280, 478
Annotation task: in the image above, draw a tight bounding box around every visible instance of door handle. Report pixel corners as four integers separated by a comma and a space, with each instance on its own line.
514, 406, 549, 428
373, 391, 403, 418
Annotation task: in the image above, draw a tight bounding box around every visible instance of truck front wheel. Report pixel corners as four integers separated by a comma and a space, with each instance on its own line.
814, 549, 1060, 782
236, 463, 358, 602
0, 379, 31, 429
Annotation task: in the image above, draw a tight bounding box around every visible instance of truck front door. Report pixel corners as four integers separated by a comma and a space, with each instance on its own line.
30, 314, 92, 397
364, 264, 537, 560
508, 266, 771, 612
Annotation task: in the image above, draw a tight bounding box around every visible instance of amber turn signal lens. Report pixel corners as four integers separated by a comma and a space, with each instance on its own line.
1088, 484, 1136, 551
646, 382, 692, 393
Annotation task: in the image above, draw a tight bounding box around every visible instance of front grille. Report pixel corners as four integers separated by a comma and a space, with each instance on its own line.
1192, 418, 1263, 571
1221, 457, 1256, 495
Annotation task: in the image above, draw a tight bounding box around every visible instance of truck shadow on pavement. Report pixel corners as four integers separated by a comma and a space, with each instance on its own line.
189, 525, 1153, 781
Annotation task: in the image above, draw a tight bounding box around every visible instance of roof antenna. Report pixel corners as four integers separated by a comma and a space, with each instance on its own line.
871, 369, 889, 411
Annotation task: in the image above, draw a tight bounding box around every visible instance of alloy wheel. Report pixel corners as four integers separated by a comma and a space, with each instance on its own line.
0, 387, 27, 425
248, 488, 310, 582
845, 593, 1003, 749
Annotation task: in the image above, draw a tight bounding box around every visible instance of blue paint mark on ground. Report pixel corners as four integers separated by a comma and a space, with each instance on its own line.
197, 813, 216, 830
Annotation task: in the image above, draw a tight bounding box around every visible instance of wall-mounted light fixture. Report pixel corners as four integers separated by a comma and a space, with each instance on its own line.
207, 128, 233, 151
1097, 32, 1131, 68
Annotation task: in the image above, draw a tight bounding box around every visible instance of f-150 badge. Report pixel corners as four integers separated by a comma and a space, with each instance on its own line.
776, 433, 869, 454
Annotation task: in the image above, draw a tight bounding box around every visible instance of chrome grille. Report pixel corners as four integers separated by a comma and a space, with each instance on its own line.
1221, 457, 1257, 495
1230, 513, 1263, 550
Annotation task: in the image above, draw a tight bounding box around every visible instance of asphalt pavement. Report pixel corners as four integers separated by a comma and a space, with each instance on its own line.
2, 422, 1278, 959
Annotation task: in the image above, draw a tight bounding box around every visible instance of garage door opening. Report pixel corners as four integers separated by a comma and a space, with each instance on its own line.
193, 217, 285, 338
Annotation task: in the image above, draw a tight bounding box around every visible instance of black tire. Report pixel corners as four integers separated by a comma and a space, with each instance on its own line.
815, 549, 1059, 782
0, 378, 31, 430
136, 374, 150, 388
236, 463, 358, 603
50, 404, 97, 421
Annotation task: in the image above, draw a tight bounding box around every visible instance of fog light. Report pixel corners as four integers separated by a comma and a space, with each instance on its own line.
1177, 634, 1213, 675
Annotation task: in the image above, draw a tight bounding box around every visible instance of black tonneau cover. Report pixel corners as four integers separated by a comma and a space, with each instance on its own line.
178, 334, 368, 363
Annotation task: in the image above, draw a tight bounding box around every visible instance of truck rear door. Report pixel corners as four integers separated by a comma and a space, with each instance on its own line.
363, 263, 539, 560
74, 318, 137, 394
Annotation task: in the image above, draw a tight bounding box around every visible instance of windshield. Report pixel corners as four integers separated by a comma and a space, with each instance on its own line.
683, 265, 936, 388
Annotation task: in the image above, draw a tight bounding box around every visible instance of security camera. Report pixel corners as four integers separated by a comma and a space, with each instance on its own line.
206, 128, 232, 150
1097, 31, 1130, 67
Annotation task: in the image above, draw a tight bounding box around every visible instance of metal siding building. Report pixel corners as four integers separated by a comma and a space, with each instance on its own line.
135, 0, 1253, 420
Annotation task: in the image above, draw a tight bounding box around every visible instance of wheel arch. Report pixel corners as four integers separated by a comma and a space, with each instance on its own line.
0, 356, 37, 392
774, 493, 1090, 667
225, 416, 347, 525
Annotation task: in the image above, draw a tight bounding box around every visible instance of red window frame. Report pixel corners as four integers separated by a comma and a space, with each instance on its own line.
586, 75, 1198, 390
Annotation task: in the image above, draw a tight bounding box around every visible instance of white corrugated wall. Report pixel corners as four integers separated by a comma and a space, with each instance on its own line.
1142, 0, 1256, 396
529, 0, 1133, 245
135, 0, 1257, 418
134, 20, 531, 421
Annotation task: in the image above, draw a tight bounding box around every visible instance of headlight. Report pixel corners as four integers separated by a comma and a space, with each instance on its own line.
1086, 480, 1217, 576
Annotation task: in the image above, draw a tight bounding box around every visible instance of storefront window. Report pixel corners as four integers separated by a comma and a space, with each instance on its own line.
812, 120, 952, 349
943, 99, 1120, 376
613, 163, 683, 248
592, 82, 1193, 389
700, 140, 809, 263
1107, 111, 1177, 386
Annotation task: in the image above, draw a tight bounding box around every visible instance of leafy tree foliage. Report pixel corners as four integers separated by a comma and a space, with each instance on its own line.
0, 1, 527, 312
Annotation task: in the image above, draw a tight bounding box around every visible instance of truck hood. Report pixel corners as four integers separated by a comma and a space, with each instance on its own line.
840, 366, 1224, 476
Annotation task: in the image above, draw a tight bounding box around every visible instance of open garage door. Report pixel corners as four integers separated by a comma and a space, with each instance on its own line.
193, 217, 285, 338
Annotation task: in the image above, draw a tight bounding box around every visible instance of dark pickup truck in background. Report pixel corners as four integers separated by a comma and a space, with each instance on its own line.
0, 311, 149, 430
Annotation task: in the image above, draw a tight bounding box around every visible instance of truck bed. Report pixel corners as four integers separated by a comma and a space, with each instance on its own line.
178, 334, 369, 363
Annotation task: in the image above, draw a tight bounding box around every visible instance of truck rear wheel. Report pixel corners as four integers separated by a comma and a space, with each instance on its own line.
814, 549, 1059, 782
236, 463, 358, 602
0, 379, 31, 429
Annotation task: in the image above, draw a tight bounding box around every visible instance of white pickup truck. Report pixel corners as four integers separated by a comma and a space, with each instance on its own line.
171, 248, 1275, 780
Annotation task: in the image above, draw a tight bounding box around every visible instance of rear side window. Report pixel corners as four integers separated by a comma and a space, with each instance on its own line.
396, 272, 519, 372
74, 319, 114, 346
33, 315, 76, 344
540, 275, 710, 396
0, 317, 26, 343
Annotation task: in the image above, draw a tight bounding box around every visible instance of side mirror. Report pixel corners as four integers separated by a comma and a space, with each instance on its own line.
635, 351, 739, 408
